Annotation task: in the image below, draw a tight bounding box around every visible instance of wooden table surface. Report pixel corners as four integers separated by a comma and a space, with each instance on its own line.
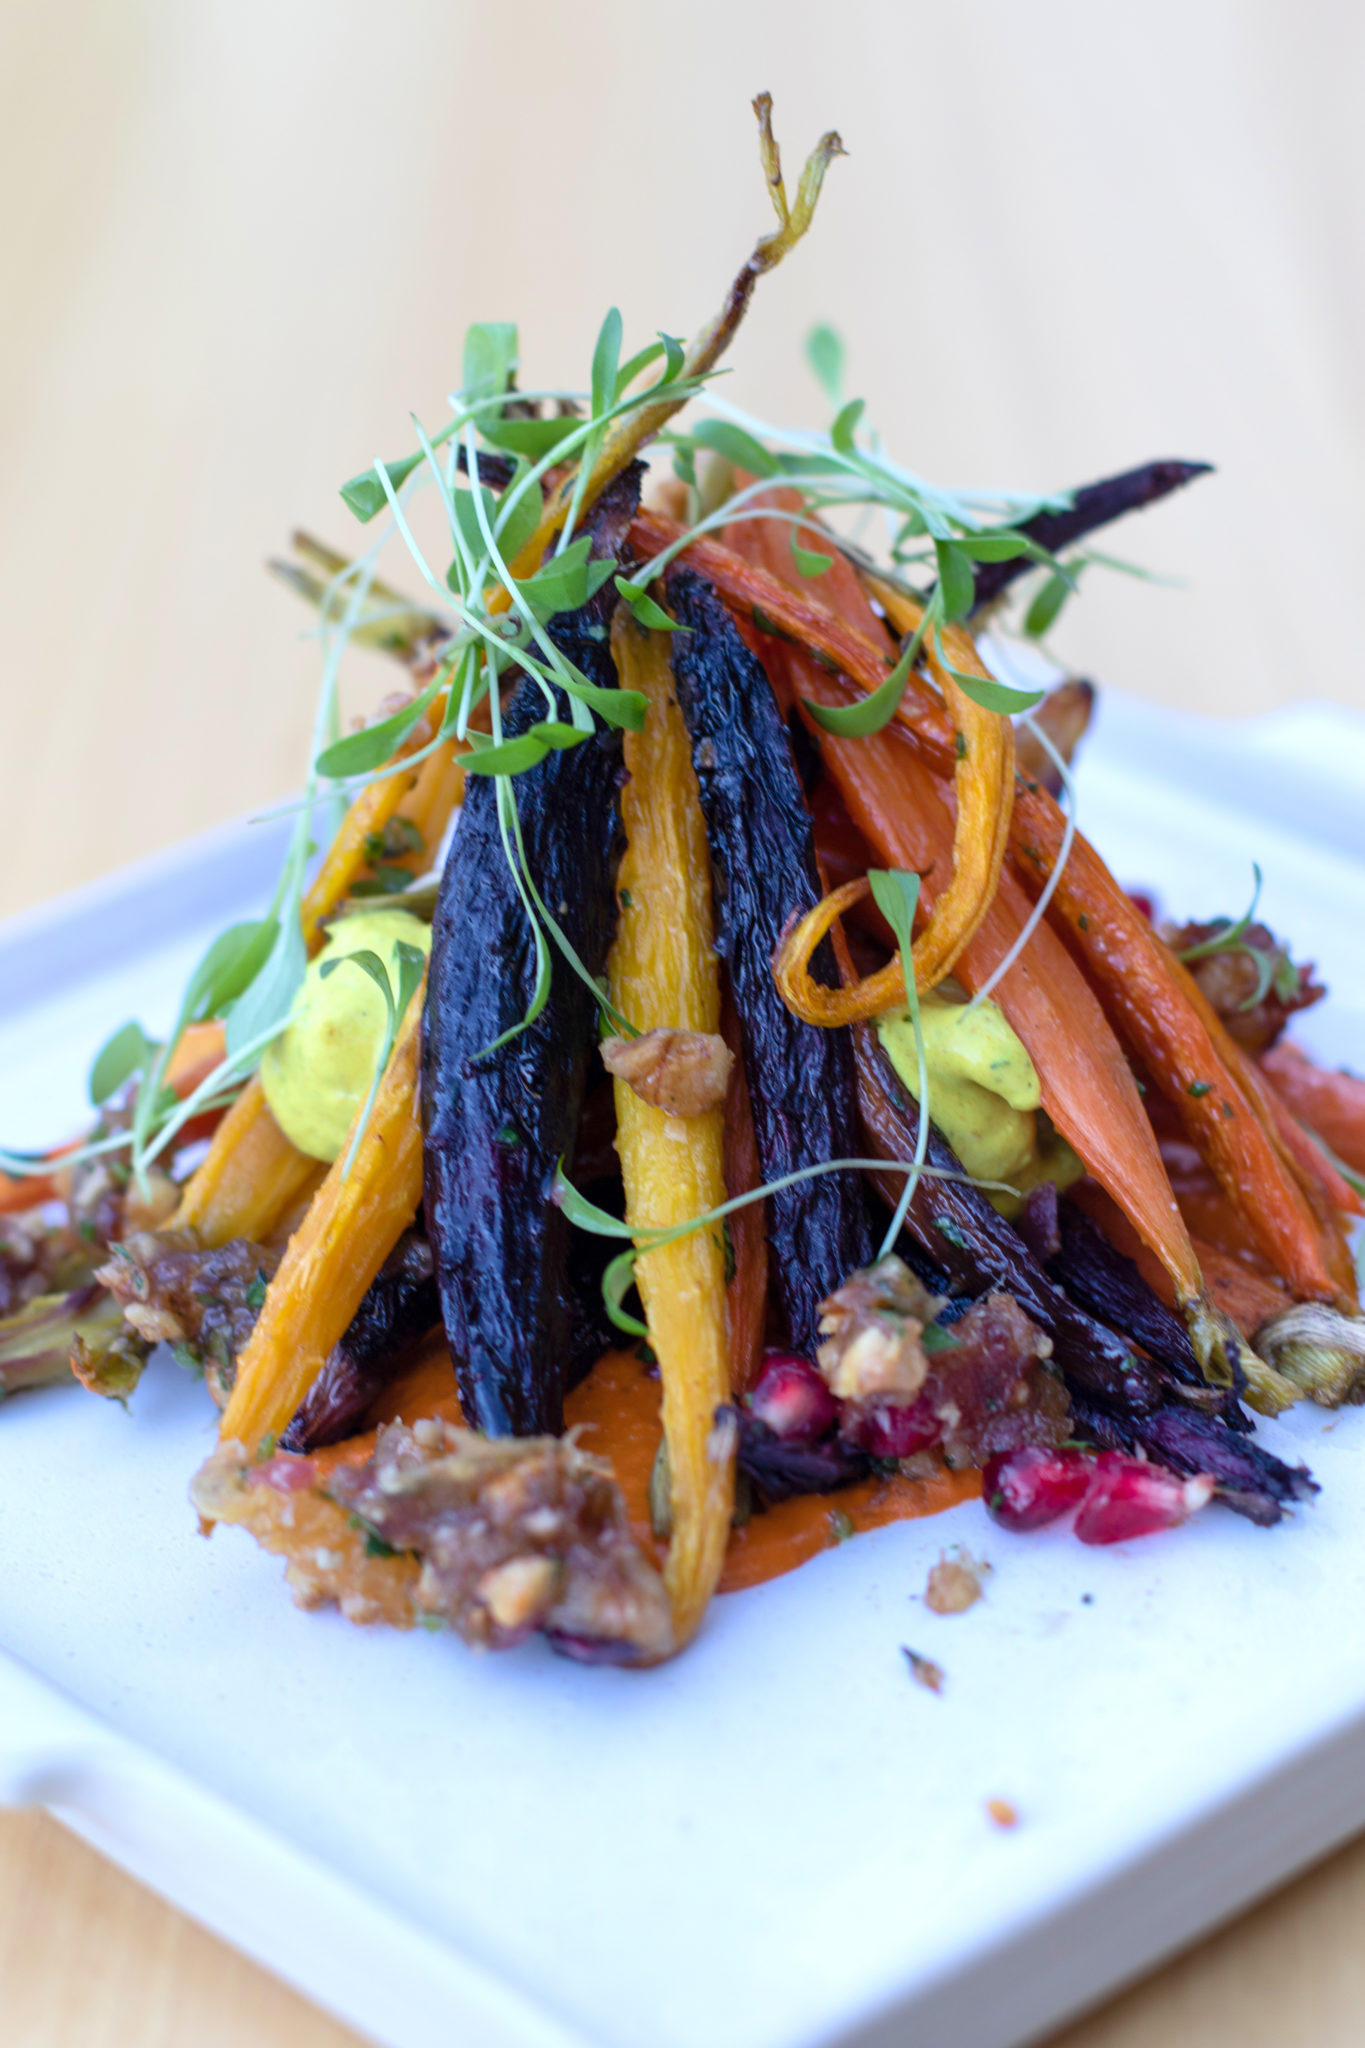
2, 3, 1362, 2043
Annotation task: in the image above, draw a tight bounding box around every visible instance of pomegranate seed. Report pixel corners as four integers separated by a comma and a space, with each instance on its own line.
748, 1351, 838, 1442
853, 1394, 942, 1460
1127, 889, 1157, 922
983, 1445, 1093, 1532
1073, 1452, 1215, 1545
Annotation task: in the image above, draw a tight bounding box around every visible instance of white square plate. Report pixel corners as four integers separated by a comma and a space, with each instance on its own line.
1, 690, 1363, 2048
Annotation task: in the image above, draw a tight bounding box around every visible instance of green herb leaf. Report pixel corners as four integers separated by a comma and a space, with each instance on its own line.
830, 397, 865, 454
245, 1272, 268, 1312
934, 538, 977, 624
225, 914, 306, 1061
920, 1322, 960, 1354
1025, 565, 1078, 639
789, 529, 834, 579
460, 723, 586, 777
932, 626, 1045, 714
690, 419, 778, 479
89, 1021, 157, 1107
806, 323, 845, 404
452, 483, 500, 564
591, 307, 623, 421
341, 454, 421, 523
948, 530, 1033, 563
802, 605, 930, 737
480, 414, 580, 461
184, 920, 280, 1022
614, 575, 687, 634
315, 675, 440, 779
868, 869, 921, 972
659, 332, 686, 382
516, 536, 614, 620
461, 321, 519, 405
602, 1247, 649, 1339
494, 462, 544, 564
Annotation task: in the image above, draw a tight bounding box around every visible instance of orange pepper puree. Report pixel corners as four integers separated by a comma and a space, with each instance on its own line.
565, 1348, 978, 1595
304, 1341, 976, 1595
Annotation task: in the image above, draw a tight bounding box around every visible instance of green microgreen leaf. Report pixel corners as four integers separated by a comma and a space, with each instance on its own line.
461, 321, 519, 405
591, 307, 623, 421
934, 538, 977, 624
341, 455, 422, 522
689, 419, 779, 479
315, 674, 441, 780
829, 397, 865, 454
89, 1021, 157, 1107
225, 913, 306, 1061
806, 323, 845, 404
931, 625, 1045, 714
614, 576, 688, 634
479, 414, 581, 460
460, 723, 586, 777
789, 528, 833, 579
801, 602, 932, 738
1025, 561, 1084, 639
494, 461, 544, 564
867, 869, 930, 1259
659, 332, 686, 382
516, 537, 616, 620
185, 920, 280, 1022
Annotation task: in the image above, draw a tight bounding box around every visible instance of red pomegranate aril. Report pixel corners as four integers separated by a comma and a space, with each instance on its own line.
983, 1445, 1094, 1532
854, 1395, 942, 1460
1073, 1452, 1215, 1545
1127, 889, 1157, 923
748, 1352, 839, 1442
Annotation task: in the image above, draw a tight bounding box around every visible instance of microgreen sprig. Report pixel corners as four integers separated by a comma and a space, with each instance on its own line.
1175, 864, 1301, 1010
554, 1153, 1019, 1341
318, 941, 427, 1175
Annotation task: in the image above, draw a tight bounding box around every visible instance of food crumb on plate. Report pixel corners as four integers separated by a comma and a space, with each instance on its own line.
925, 1546, 990, 1614
986, 1798, 1020, 1829
901, 1646, 945, 1693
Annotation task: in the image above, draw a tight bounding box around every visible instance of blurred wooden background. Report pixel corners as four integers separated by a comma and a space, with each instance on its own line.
2, 0, 1363, 2043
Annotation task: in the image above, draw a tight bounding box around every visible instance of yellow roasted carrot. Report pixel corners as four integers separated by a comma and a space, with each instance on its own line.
172, 1077, 321, 1248
608, 610, 735, 1647
216, 980, 425, 1451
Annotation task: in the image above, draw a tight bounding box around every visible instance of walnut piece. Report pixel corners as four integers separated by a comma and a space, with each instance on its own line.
601, 1028, 733, 1118
815, 1255, 943, 1404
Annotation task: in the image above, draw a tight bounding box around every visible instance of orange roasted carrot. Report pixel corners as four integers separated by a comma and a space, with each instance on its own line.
1005, 785, 1351, 1308
172, 1077, 321, 1249
633, 514, 1350, 1316
723, 495, 1015, 1022
216, 980, 425, 1452
1261, 1043, 1365, 1179
300, 696, 452, 952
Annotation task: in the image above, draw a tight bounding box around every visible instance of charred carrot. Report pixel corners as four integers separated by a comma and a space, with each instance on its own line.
216, 981, 424, 1452
725, 494, 1014, 1022
633, 515, 1351, 1320
608, 610, 735, 1647
1261, 1043, 1365, 1179
1006, 787, 1351, 1308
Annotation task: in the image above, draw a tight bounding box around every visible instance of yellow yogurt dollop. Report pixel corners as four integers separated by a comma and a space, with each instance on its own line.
876, 983, 1041, 1187
260, 908, 431, 1162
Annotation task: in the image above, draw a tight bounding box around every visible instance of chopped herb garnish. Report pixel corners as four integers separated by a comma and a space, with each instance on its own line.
245, 1271, 268, 1312
1188, 1081, 1213, 1098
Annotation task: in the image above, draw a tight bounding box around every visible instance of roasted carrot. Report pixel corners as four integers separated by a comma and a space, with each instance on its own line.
634, 513, 1350, 1319
1261, 1043, 1365, 1179
1006, 787, 1352, 1308
299, 696, 452, 952
216, 980, 424, 1452
728, 495, 1013, 1022
172, 1077, 321, 1249
608, 610, 735, 1647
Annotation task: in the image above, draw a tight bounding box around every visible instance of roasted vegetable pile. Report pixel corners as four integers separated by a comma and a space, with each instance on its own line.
4, 98, 1363, 1668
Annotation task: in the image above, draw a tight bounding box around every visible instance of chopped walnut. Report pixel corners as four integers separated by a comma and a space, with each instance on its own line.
925, 1546, 990, 1614
331, 1421, 675, 1664
97, 1230, 278, 1403
601, 1028, 733, 1118
815, 1255, 943, 1405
